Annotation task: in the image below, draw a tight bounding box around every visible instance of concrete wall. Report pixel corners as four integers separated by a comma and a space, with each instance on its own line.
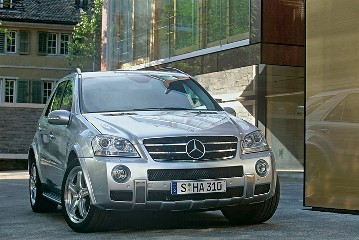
195, 66, 256, 124
0, 103, 44, 154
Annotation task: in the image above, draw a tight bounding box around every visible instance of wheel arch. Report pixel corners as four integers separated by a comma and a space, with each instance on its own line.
305, 143, 333, 172
66, 144, 97, 205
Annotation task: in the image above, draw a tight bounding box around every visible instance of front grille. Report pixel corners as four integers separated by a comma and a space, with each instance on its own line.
254, 184, 271, 195
147, 187, 244, 201
148, 166, 243, 181
143, 136, 238, 161
110, 190, 133, 201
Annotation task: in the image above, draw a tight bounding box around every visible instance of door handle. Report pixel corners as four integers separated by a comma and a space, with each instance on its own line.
320, 128, 331, 134
49, 133, 55, 139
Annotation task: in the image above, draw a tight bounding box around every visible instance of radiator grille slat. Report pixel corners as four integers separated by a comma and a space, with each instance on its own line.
143, 136, 238, 161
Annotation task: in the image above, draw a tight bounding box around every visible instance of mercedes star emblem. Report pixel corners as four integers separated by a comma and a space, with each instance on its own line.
186, 139, 206, 159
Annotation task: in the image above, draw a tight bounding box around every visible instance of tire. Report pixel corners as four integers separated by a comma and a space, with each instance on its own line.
61, 161, 109, 232
221, 176, 280, 225
29, 162, 58, 213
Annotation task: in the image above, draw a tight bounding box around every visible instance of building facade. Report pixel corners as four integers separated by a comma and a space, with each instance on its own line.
0, 0, 85, 105
305, 0, 359, 211
101, 0, 305, 171
0, 0, 84, 169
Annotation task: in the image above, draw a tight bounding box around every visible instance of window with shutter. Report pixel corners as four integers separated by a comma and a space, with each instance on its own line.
0, 33, 4, 53
38, 32, 47, 55
19, 31, 30, 55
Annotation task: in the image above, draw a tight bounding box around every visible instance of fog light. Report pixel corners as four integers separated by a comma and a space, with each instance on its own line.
111, 165, 130, 183
255, 159, 269, 177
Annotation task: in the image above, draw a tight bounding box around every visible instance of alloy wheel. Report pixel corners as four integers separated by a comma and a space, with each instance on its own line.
64, 166, 90, 224
29, 164, 37, 206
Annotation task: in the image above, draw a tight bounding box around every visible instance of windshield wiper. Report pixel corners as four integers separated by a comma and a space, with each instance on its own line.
128, 107, 192, 111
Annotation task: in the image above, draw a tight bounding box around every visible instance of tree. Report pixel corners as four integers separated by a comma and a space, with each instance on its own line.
0, 20, 9, 34
67, 0, 103, 71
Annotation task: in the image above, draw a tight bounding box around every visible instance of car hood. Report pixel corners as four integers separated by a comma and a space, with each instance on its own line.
83, 111, 257, 140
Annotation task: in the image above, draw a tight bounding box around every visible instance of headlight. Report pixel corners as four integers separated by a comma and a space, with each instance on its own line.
241, 131, 269, 154
91, 135, 140, 157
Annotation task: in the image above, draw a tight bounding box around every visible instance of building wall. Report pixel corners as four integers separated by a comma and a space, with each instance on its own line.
305, 0, 359, 211
0, 103, 43, 154
0, 22, 75, 104
195, 66, 256, 124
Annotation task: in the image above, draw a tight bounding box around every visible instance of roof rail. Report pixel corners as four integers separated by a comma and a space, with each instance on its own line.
156, 67, 189, 75
114, 69, 136, 72
76, 68, 82, 75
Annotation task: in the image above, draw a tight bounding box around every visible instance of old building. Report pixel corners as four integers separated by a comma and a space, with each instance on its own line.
0, 0, 85, 169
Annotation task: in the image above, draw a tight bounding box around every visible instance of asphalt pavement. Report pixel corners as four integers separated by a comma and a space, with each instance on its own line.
0, 171, 358, 239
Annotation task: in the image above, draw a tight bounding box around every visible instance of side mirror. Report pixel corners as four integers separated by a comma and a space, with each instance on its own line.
48, 110, 71, 125
223, 107, 236, 117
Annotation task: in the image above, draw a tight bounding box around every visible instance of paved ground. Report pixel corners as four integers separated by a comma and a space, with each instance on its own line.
0, 171, 358, 239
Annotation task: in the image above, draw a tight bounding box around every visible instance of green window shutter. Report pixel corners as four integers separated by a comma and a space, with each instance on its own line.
17, 80, 29, 103
0, 32, 5, 53
38, 32, 47, 55
31, 80, 42, 103
19, 31, 30, 54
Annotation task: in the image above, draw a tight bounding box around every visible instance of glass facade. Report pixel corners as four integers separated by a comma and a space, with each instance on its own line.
265, 65, 304, 170
305, 0, 359, 210
108, 0, 250, 69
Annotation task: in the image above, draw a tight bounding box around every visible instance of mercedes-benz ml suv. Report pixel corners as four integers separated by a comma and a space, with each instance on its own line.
28, 68, 279, 232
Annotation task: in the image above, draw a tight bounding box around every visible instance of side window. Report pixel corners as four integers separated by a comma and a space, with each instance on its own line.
60, 80, 73, 111
341, 93, 359, 123
44, 81, 67, 116
324, 93, 359, 123
324, 98, 345, 122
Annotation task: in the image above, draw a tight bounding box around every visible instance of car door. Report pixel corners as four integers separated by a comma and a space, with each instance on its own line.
44, 79, 75, 188
47, 79, 74, 187
38, 80, 67, 187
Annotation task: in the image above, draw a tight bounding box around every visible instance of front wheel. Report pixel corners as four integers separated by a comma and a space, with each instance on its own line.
61, 161, 109, 232
221, 176, 280, 225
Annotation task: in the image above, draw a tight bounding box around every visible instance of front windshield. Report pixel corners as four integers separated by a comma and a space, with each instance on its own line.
81, 73, 221, 113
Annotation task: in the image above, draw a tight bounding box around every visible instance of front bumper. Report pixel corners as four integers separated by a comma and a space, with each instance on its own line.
79, 151, 277, 211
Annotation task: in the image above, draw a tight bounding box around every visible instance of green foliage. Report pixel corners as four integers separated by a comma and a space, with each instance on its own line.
0, 21, 9, 35
67, 0, 103, 71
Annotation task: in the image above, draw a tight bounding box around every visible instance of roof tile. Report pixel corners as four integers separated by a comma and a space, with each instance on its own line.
0, 0, 84, 25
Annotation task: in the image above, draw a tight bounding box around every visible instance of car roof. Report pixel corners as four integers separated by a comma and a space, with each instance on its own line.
80, 70, 189, 79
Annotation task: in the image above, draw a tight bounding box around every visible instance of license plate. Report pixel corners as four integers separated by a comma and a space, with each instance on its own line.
171, 180, 226, 195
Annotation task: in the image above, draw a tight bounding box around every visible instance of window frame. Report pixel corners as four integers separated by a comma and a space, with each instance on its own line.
60, 33, 71, 55
4, 30, 17, 54
47, 32, 58, 55
41, 79, 57, 104
0, 77, 18, 103
38, 32, 72, 56
0, 0, 16, 9
205, 0, 250, 48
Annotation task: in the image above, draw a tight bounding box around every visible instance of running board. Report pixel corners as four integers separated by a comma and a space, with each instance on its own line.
43, 191, 62, 205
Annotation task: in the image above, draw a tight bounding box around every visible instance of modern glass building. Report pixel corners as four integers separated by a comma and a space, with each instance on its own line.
101, 0, 305, 171
305, 0, 359, 211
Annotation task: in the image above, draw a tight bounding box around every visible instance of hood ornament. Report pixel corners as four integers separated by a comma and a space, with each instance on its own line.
186, 139, 206, 159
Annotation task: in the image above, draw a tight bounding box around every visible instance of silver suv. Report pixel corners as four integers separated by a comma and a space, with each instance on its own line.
28, 68, 279, 232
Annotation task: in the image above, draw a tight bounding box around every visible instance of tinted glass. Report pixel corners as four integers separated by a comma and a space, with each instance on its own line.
45, 81, 67, 116
60, 80, 73, 111
81, 74, 220, 113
